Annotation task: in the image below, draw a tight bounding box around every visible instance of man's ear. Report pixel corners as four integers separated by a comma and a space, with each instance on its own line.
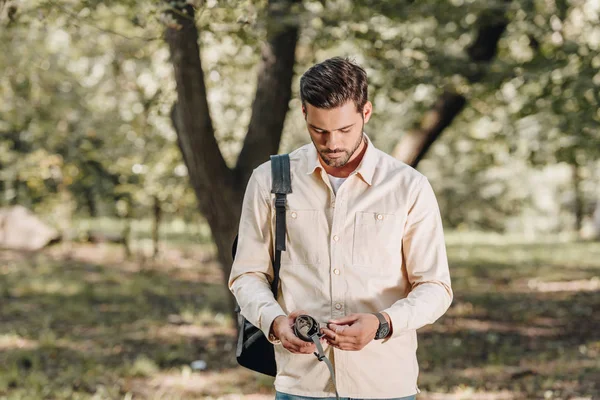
301, 105, 307, 119
362, 101, 373, 123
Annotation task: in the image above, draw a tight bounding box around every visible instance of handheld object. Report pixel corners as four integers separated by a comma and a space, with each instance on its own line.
293, 314, 339, 400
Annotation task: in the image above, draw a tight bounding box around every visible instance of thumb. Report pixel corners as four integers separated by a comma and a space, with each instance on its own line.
328, 313, 359, 325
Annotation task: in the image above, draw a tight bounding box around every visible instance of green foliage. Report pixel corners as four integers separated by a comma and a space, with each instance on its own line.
267, 0, 600, 233
1, 0, 599, 232
0, 0, 193, 223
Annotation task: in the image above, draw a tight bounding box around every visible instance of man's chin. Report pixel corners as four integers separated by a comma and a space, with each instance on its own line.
321, 154, 348, 167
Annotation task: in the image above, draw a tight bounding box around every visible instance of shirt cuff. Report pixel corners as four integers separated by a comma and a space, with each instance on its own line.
380, 303, 409, 342
260, 303, 287, 345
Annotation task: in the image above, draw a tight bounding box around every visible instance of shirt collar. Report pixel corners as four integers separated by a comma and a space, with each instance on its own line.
306, 133, 377, 186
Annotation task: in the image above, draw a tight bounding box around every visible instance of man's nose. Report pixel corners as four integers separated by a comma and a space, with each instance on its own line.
325, 131, 341, 151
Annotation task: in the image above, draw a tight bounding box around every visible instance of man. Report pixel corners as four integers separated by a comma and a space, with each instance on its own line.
228, 57, 452, 400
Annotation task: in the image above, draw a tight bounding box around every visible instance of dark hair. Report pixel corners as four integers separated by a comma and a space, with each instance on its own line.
300, 57, 368, 113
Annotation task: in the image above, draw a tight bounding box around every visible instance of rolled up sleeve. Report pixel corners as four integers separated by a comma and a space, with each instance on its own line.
228, 169, 286, 340
382, 176, 453, 339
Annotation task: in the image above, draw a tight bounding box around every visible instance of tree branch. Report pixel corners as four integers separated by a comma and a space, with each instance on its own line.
394, 92, 467, 167
394, 1, 510, 168
234, 0, 301, 187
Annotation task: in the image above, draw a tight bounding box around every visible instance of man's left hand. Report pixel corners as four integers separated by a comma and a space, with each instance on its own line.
320, 313, 385, 351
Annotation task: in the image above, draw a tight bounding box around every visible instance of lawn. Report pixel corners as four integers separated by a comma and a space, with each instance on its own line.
0, 230, 598, 399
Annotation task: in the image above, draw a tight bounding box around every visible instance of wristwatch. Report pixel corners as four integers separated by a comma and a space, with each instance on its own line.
373, 312, 390, 340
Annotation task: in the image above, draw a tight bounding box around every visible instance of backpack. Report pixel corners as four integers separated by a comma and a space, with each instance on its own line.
231, 154, 291, 376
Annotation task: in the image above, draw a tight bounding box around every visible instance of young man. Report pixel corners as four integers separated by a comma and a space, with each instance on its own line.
228, 57, 452, 400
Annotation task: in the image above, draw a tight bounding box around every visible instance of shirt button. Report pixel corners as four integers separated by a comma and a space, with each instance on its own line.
333, 269, 340, 275
333, 235, 339, 242
291, 212, 297, 219
377, 214, 384, 221
334, 303, 343, 310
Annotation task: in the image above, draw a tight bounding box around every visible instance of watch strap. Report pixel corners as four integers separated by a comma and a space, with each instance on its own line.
373, 312, 387, 326
373, 312, 389, 339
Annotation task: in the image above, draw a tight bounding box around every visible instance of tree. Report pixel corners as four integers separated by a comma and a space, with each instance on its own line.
0, 0, 194, 241
164, 0, 301, 310
392, 1, 509, 167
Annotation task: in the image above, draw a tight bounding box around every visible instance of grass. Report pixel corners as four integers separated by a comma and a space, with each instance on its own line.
418, 233, 600, 399
0, 229, 598, 399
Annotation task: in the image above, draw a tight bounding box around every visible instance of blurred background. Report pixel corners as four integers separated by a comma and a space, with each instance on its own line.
0, 0, 599, 399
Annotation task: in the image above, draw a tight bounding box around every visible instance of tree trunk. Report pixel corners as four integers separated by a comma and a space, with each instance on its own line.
152, 195, 161, 258
164, 0, 300, 314
393, 92, 466, 167
571, 161, 584, 233
593, 198, 600, 240
394, 1, 510, 168
11, 172, 20, 206
235, 2, 300, 186
122, 196, 132, 259
84, 186, 97, 218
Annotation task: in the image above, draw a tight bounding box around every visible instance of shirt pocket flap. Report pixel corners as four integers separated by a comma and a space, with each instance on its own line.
280, 209, 321, 265
353, 211, 399, 266
355, 211, 395, 225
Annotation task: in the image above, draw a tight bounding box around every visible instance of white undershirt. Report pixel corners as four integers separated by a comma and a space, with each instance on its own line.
327, 174, 347, 195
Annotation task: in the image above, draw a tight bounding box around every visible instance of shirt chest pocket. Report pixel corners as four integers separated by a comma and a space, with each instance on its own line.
352, 211, 399, 267
279, 209, 321, 265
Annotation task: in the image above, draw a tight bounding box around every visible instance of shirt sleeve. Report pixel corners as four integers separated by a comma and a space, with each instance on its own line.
382, 176, 453, 340
228, 169, 286, 342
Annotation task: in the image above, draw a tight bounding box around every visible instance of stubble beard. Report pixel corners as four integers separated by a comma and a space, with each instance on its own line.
318, 123, 365, 168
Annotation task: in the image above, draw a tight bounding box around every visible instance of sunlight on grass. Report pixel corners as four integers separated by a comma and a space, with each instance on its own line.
127, 355, 160, 377
527, 277, 600, 292
1, 230, 598, 399
11, 278, 84, 297
179, 306, 232, 328
0, 333, 38, 350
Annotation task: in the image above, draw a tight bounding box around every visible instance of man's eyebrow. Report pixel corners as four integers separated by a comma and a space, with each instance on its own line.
308, 123, 356, 132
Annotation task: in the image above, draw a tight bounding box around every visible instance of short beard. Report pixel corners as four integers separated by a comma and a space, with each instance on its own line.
318, 123, 365, 168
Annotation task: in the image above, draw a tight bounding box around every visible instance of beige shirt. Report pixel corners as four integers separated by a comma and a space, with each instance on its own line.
228, 134, 452, 398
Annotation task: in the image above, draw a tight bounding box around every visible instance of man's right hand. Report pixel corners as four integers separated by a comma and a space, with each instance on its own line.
271, 310, 322, 354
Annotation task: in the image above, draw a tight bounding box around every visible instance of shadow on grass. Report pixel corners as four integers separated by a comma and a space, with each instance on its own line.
416, 242, 600, 399
1, 239, 599, 399
0, 247, 242, 398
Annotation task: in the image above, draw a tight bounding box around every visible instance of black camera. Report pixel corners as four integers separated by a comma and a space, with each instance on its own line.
293, 314, 322, 342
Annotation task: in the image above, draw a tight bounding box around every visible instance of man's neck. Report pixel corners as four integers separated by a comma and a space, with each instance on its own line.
320, 136, 367, 178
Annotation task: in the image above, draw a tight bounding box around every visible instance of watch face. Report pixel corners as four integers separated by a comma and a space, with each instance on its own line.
378, 326, 390, 339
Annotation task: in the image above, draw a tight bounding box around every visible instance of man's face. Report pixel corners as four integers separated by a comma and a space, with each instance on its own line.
303, 100, 372, 168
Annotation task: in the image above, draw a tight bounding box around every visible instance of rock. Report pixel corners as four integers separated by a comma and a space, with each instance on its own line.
0, 205, 61, 250
190, 360, 207, 371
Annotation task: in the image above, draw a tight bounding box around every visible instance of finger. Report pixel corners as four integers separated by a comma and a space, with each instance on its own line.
324, 332, 342, 347
338, 343, 358, 351
343, 335, 359, 345
281, 338, 303, 353
283, 332, 310, 349
298, 343, 317, 354
328, 313, 359, 325
327, 323, 358, 339
320, 327, 337, 340
324, 330, 359, 347
333, 324, 361, 337
328, 323, 347, 335
283, 337, 315, 354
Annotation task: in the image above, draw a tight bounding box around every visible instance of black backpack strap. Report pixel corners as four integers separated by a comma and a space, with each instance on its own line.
271, 154, 292, 195
270, 154, 291, 296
